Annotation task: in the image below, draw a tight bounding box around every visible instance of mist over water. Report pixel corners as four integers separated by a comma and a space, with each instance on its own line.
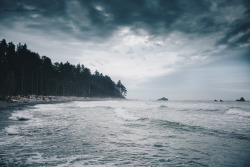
0, 100, 250, 166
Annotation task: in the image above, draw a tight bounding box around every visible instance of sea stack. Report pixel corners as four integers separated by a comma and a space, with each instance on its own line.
236, 97, 245, 102
158, 97, 168, 101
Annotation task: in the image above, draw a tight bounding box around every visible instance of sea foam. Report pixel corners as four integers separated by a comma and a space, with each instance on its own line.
9, 111, 32, 121
5, 125, 19, 135
226, 108, 250, 117
115, 107, 139, 121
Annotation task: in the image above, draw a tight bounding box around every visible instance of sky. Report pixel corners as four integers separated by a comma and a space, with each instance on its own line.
0, 0, 250, 100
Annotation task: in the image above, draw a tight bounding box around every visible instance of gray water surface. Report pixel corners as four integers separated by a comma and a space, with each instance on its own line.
0, 100, 250, 166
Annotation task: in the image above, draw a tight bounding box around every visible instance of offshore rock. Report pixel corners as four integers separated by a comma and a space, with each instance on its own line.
158, 97, 168, 101
236, 97, 245, 102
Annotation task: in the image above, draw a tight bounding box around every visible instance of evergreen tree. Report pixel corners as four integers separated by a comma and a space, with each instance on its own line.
0, 39, 127, 98
116, 80, 127, 97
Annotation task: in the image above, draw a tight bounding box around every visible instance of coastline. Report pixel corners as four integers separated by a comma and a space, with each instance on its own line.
0, 96, 124, 109
0, 96, 124, 132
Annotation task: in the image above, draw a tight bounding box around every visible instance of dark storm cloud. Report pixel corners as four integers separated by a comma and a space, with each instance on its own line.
0, 0, 67, 31
217, 21, 250, 47
1, 0, 249, 46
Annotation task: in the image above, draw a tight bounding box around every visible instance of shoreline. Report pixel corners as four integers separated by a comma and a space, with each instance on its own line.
0, 96, 124, 131
0, 96, 124, 109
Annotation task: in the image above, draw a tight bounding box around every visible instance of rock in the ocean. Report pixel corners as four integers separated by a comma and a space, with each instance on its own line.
158, 97, 168, 101
16, 117, 29, 121
236, 97, 245, 102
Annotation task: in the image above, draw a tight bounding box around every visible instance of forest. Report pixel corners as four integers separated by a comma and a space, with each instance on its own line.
0, 39, 127, 98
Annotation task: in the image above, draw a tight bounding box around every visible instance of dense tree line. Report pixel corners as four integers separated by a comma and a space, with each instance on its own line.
0, 39, 127, 98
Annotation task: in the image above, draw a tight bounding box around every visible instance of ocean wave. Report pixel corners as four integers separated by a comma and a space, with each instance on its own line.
93, 106, 114, 110
154, 119, 203, 132
159, 105, 168, 108
196, 109, 219, 112
5, 126, 19, 135
153, 119, 250, 141
226, 108, 250, 117
115, 108, 139, 121
138, 117, 149, 121
9, 112, 32, 121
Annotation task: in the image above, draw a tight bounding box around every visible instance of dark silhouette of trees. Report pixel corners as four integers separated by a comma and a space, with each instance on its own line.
116, 80, 127, 97
4, 71, 15, 95
0, 39, 126, 98
0, 39, 8, 96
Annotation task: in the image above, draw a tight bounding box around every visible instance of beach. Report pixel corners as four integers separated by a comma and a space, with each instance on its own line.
0, 95, 114, 109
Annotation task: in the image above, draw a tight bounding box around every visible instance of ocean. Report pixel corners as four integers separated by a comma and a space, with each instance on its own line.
0, 100, 250, 166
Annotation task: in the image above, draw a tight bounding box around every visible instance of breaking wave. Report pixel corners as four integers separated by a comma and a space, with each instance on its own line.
5, 125, 19, 135
115, 108, 139, 121
226, 108, 250, 117
9, 109, 33, 121
153, 119, 250, 141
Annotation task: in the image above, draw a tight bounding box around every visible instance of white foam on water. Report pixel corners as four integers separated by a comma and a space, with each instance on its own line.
5, 125, 19, 135
33, 103, 64, 112
9, 110, 32, 121
226, 108, 250, 117
72, 100, 122, 109
1, 100, 250, 167
26, 152, 59, 165
26, 153, 87, 167
115, 107, 139, 121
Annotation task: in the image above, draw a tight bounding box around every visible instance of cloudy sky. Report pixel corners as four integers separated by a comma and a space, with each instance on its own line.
1, 0, 250, 100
